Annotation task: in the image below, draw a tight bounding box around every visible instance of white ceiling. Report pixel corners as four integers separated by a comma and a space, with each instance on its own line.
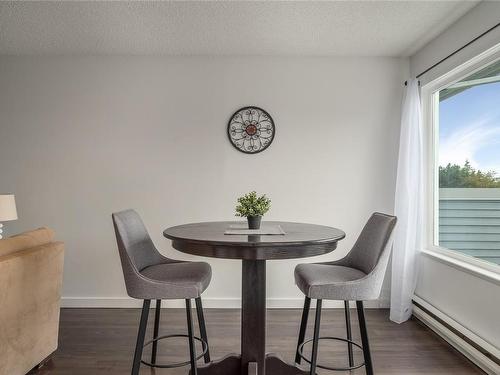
0, 1, 480, 57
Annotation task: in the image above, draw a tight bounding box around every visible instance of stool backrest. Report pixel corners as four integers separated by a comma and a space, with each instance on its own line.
345, 212, 397, 275
112, 209, 167, 297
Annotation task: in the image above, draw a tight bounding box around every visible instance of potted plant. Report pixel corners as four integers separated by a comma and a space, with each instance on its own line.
235, 191, 271, 229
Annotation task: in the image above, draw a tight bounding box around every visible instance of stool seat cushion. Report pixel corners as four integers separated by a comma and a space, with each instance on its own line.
295, 264, 367, 300
140, 261, 212, 299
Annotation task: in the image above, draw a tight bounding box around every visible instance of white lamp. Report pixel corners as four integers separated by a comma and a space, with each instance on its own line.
0, 194, 18, 239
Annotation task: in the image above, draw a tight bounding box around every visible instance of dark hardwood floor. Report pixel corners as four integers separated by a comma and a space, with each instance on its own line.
34, 308, 483, 375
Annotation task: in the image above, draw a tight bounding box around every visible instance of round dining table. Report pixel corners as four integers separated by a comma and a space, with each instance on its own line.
164, 221, 345, 375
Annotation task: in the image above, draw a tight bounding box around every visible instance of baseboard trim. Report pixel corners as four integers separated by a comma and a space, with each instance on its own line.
60, 297, 387, 309
412, 296, 500, 375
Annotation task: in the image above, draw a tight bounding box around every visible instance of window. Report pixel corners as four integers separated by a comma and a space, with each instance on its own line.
434, 59, 500, 267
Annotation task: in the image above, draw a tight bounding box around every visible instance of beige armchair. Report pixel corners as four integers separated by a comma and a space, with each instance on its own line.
0, 228, 64, 375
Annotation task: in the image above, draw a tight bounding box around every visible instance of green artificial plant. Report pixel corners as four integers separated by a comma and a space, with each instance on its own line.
235, 191, 271, 218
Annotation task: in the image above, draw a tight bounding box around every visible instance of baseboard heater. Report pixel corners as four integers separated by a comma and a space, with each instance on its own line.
412, 297, 500, 375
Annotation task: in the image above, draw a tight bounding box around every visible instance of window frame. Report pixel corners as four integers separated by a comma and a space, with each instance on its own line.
421, 43, 500, 282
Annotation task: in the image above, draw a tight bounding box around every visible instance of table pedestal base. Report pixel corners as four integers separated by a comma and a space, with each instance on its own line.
191, 354, 241, 375
265, 354, 310, 375
191, 353, 309, 375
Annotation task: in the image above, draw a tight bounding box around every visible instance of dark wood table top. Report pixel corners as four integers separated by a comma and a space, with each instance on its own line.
163, 221, 345, 260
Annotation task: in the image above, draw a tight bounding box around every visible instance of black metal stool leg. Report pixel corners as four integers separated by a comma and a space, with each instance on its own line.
151, 299, 161, 364
132, 299, 150, 375
344, 300, 354, 367
310, 299, 322, 375
195, 297, 211, 363
186, 299, 198, 375
295, 296, 311, 364
356, 301, 374, 375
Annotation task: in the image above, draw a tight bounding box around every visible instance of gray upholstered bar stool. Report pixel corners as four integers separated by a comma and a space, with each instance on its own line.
112, 209, 212, 375
294, 212, 397, 375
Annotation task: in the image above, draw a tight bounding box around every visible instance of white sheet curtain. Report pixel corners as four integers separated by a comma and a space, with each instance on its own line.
390, 79, 423, 324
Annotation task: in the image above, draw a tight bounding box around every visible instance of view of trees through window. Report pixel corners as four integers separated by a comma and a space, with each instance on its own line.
439, 161, 500, 188
437, 59, 500, 266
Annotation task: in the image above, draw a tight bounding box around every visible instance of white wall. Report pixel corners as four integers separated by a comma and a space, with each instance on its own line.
0, 56, 406, 307
410, 0, 500, 352
416, 255, 500, 349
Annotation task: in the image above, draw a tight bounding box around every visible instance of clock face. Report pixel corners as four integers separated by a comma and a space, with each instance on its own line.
227, 106, 275, 154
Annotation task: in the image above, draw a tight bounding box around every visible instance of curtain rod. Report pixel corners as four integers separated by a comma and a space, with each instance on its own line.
404, 21, 500, 86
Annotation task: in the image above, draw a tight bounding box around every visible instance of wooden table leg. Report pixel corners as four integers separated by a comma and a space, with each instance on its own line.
241, 260, 266, 375
248, 362, 258, 375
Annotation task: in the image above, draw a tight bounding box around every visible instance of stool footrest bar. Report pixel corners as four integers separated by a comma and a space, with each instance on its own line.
140, 334, 208, 369
297, 336, 365, 371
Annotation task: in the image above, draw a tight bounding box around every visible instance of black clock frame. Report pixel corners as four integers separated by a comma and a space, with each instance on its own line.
227, 106, 276, 154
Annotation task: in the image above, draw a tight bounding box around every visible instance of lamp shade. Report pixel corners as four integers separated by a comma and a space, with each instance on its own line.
0, 194, 18, 221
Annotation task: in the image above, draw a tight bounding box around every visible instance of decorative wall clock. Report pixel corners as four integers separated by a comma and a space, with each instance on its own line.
227, 106, 275, 154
